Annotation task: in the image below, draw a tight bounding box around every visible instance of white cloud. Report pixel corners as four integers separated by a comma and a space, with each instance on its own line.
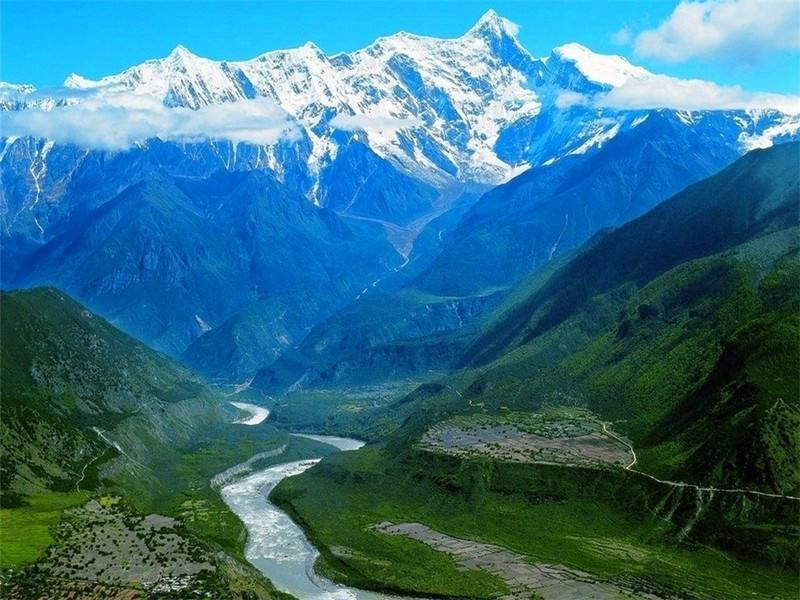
634, 0, 800, 63
329, 113, 420, 131
554, 90, 591, 109
611, 26, 633, 46
596, 74, 800, 112
0, 89, 299, 150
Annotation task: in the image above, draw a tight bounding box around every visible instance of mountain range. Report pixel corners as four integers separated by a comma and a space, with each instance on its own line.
3, 11, 799, 382
2, 8, 800, 599
270, 142, 800, 599
3, 142, 797, 600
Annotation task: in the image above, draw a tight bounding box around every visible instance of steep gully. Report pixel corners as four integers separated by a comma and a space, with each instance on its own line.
344, 184, 479, 302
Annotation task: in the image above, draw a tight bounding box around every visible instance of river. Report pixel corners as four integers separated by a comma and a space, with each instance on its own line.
220, 435, 396, 599
229, 401, 270, 425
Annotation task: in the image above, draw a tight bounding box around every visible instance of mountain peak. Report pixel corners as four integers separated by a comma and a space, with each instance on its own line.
299, 40, 327, 58
63, 73, 97, 89
552, 42, 591, 58
550, 43, 650, 87
167, 44, 199, 62
465, 9, 520, 40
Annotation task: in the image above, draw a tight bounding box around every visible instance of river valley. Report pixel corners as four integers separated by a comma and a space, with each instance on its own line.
220, 435, 395, 599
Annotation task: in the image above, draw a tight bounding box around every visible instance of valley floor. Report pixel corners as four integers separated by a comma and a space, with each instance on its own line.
270, 418, 799, 600
374, 521, 659, 599
0, 422, 335, 599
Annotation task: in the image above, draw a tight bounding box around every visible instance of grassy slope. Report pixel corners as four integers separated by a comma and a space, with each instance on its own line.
274, 447, 796, 599
272, 144, 800, 598
454, 141, 800, 495
464, 237, 799, 489
273, 448, 509, 599
269, 381, 427, 441
0, 490, 89, 569
462, 142, 799, 368
0, 288, 302, 598
253, 285, 504, 396
0, 287, 219, 501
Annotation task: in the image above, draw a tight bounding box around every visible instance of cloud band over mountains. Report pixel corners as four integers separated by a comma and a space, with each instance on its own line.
4, 78, 796, 152
0, 89, 300, 150
597, 75, 800, 113
0, 87, 423, 149
329, 113, 421, 132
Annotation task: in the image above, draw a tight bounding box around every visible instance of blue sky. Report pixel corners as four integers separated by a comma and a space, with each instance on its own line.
2, 0, 798, 94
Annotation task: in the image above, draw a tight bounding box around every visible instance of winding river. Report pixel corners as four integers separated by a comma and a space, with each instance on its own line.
229, 401, 270, 425
220, 435, 395, 599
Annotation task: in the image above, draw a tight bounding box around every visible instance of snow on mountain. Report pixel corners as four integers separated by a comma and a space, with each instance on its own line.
2, 10, 798, 188
0, 82, 53, 111
2, 11, 799, 379
547, 43, 650, 88
0, 82, 35, 95
45, 10, 541, 183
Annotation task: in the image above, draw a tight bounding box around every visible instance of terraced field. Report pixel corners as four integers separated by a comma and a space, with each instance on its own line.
374, 521, 662, 599
420, 408, 631, 468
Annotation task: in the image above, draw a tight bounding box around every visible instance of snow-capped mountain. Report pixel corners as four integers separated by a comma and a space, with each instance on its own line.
3, 9, 798, 251
2, 10, 799, 379
4, 9, 797, 190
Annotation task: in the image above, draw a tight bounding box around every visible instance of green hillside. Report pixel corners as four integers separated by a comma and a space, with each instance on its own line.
271, 143, 800, 599
456, 142, 800, 494
0, 287, 298, 598
1, 287, 222, 501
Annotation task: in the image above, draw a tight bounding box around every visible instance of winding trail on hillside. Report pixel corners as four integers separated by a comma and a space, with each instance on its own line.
75, 451, 104, 492
601, 422, 638, 470
601, 422, 800, 501
91, 427, 148, 472
441, 377, 797, 502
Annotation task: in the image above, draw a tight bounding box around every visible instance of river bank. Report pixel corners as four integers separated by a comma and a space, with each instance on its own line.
219, 435, 397, 599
